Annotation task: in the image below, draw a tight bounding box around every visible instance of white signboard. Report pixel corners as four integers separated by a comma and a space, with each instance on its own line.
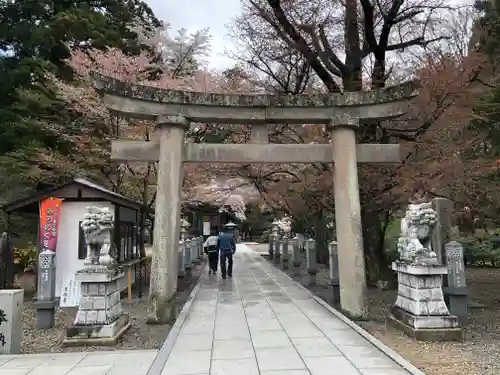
203, 221, 211, 236
59, 276, 81, 307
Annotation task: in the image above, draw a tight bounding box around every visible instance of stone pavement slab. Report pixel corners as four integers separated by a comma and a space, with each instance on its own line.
157, 244, 420, 375
0, 349, 158, 375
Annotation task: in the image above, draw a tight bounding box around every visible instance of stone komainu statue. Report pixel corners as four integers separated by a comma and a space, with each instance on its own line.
80, 207, 118, 268
397, 202, 438, 265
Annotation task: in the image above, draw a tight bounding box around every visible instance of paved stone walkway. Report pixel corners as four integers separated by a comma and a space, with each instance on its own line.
160, 244, 415, 375
0, 244, 420, 375
0, 349, 157, 375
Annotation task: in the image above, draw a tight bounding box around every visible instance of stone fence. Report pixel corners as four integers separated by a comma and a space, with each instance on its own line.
178, 236, 205, 278
269, 234, 469, 335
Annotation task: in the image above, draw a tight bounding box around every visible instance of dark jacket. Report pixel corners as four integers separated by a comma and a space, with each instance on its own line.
218, 232, 236, 253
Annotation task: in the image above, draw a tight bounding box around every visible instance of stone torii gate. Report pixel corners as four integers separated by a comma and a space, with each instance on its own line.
94, 75, 418, 323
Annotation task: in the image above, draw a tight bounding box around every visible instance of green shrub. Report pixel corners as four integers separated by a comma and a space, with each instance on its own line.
461, 236, 500, 267
259, 229, 271, 243
13, 242, 37, 272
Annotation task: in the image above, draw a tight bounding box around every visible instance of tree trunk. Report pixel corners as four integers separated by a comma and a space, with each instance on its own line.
361, 206, 391, 285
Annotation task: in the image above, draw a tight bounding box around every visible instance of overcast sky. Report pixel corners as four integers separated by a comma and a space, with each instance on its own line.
144, 0, 475, 71
145, 0, 241, 70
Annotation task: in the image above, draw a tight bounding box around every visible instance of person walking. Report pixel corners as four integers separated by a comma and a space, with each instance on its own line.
218, 227, 236, 279
204, 229, 219, 275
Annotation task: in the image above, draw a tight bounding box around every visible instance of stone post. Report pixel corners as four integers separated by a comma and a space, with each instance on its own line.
178, 241, 185, 278
329, 241, 340, 304
329, 122, 366, 318
197, 236, 204, 260
184, 239, 192, 277
268, 235, 274, 259
431, 198, 453, 266
305, 239, 317, 286
269, 220, 279, 260
33, 250, 57, 329
444, 241, 468, 323
180, 220, 187, 242
281, 233, 290, 270
189, 238, 198, 264
149, 115, 187, 324
292, 235, 301, 277
0, 289, 23, 354
273, 236, 282, 264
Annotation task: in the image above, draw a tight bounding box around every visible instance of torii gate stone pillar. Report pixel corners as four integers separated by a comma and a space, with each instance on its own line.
93, 74, 419, 321
148, 114, 187, 324
329, 122, 366, 317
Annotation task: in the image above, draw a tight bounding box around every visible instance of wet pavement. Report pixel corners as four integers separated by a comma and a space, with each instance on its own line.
0, 349, 157, 375
0, 244, 421, 375
159, 244, 416, 375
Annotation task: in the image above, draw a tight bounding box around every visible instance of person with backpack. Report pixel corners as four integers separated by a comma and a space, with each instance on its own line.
203, 228, 219, 275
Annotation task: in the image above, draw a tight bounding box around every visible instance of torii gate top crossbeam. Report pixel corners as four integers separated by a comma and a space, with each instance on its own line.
93, 74, 419, 124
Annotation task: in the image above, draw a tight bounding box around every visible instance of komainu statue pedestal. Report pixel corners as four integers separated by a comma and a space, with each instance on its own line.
389, 262, 462, 341
63, 268, 130, 346
388, 200, 462, 341
63, 207, 130, 346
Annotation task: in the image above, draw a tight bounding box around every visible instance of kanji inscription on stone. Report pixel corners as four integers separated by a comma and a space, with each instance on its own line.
445, 241, 466, 289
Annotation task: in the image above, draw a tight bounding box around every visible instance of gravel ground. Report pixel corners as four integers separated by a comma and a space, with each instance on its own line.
248, 244, 500, 375
20, 261, 206, 354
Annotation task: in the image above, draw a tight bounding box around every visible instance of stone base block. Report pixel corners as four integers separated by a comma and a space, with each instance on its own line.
388, 306, 462, 341
146, 298, 176, 325
63, 314, 130, 347
387, 315, 463, 342
281, 258, 289, 270
292, 265, 301, 277
33, 299, 58, 329
75, 268, 123, 283
306, 273, 317, 286
331, 283, 340, 305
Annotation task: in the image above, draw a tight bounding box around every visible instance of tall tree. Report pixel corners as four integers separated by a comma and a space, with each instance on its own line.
229, 0, 477, 281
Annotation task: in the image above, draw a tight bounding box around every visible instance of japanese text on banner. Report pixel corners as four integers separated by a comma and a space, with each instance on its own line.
39, 198, 63, 252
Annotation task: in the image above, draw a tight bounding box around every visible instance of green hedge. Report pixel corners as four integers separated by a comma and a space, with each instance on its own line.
461, 237, 500, 267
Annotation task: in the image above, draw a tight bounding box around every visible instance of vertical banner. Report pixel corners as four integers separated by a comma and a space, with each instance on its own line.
39, 198, 63, 253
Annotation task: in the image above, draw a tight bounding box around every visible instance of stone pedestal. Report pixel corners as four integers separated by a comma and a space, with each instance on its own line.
0, 289, 23, 354
63, 268, 130, 346
305, 239, 317, 286
292, 236, 301, 277
178, 241, 186, 278
281, 237, 290, 270
34, 250, 57, 329
268, 237, 274, 259
184, 241, 192, 277
388, 262, 462, 341
273, 238, 281, 264
329, 241, 340, 305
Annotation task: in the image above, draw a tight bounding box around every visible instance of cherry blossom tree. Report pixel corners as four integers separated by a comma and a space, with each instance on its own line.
48, 23, 257, 242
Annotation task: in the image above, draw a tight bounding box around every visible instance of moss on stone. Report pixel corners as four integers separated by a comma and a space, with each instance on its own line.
91, 73, 419, 108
